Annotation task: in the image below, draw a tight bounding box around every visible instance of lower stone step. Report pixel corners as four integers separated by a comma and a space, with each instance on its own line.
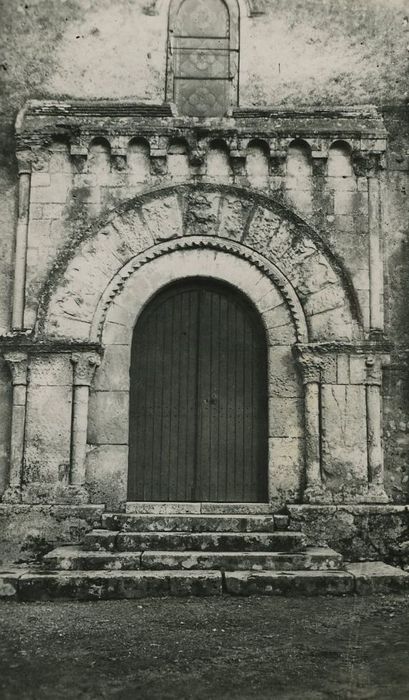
2, 562, 409, 600
84, 530, 306, 553
43, 546, 342, 572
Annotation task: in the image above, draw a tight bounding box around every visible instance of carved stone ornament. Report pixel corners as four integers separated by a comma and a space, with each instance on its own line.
365, 355, 383, 386
71, 351, 101, 386
3, 351, 29, 385
294, 351, 324, 384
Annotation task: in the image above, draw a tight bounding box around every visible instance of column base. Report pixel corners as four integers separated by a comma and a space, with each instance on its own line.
365, 483, 390, 504
302, 484, 329, 504
1, 486, 22, 504
20, 483, 90, 505
302, 482, 390, 505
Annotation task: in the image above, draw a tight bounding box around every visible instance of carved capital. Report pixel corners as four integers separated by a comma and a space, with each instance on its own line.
3, 351, 29, 386
16, 151, 33, 174
365, 355, 383, 386
352, 151, 384, 178
71, 351, 101, 386
295, 352, 323, 384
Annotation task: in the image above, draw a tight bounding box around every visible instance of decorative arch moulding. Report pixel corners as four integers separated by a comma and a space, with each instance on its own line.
90, 236, 309, 344
35, 182, 363, 345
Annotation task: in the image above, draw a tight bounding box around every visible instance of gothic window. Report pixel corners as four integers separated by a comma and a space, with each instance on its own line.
166, 0, 239, 117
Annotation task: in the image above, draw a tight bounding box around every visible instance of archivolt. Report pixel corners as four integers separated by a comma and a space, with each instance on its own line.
90, 236, 309, 343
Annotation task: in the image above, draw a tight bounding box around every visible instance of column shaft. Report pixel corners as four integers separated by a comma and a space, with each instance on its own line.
70, 385, 89, 487
12, 171, 31, 330
304, 381, 322, 490
368, 176, 383, 332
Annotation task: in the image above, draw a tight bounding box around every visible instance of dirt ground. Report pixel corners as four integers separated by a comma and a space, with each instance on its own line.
1, 595, 409, 700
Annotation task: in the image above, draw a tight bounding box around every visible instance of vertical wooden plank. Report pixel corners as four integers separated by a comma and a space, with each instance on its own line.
129, 279, 269, 504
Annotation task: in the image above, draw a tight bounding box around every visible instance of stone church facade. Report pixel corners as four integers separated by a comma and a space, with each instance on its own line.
1, 0, 409, 591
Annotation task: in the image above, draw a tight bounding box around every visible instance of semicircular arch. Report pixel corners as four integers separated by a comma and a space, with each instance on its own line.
37, 183, 363, 344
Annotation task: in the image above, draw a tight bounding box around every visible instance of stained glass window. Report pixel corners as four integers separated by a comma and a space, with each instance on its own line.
167, 0, 239, 117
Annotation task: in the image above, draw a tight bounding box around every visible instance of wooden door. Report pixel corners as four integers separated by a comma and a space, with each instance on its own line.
128, 279, 268, 502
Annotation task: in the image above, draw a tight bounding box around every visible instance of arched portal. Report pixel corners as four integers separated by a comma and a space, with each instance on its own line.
128, 277, 268, 503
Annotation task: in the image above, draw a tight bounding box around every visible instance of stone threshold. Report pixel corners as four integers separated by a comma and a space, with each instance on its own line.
1, 562, 409, 601
125, 502, 272, 515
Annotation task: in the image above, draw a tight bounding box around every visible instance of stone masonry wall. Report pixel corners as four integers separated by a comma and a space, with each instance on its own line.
1, 0, 409, 503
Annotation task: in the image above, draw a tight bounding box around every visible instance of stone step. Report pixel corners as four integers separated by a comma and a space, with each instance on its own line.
43, 546, 343, 572
101, 513, 281, 533
3, 562, 409, 601
125, 502, 272, 515
83, 529, 306, 553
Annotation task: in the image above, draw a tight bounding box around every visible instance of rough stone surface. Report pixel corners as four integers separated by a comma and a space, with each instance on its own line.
287, 505, 409, 565
0, 570, 22, 600
139, 547, 343, 572
18, 570, 223, 600
114, 531, 307, 553
0, 505, 105, 567
224, 570, 355, 596
345, 561, 409, 595
101, 514, 277, 533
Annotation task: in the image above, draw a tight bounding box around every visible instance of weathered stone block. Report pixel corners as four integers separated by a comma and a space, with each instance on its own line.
346, 561, 409, 595
287, 505, 409, 563
88, 390, 129, 444
85, 444, 128, 511
268, 437, 304, 503
268, 397, 303, 438
184, 191, 221, 237
321, 384, 368, 494
224, 570, 354, 596
142, 195, 183, 241
29, 355, 73, 386
268, 347, 301, 398
24, 384, 72, 484
0, 570, 22, 599
0, 504, 104, 567
93, 345, 131, 391
218, 195, 254, 240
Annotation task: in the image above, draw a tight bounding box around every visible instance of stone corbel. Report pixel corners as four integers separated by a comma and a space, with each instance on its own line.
150, 149, 168, 177
70, 143, 88, 173
188, 148, 206, 175
229, 150, 247, 180
269, 151, 286, 177
2, 351, 29, 503
69, 351, 101, 499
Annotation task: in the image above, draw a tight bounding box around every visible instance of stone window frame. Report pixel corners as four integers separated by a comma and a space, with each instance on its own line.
165, 0, 240, 116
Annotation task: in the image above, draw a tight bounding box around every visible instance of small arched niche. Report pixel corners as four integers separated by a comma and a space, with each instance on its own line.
206, 139, 231, 180
48, 137, 71, 175
167, 138, 190, 179
127, 138, 151, 182
88, 137, 111, 176
327, 140, 354, 178
246, 140, 270, 188
286, 139, 312, 186
285, 139, 313, 214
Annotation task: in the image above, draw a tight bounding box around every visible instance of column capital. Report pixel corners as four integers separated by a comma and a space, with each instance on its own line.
364, 355, 383, 386
3, 351, 29, 385
71, 351, 101, 386
295, 351, 324, 384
